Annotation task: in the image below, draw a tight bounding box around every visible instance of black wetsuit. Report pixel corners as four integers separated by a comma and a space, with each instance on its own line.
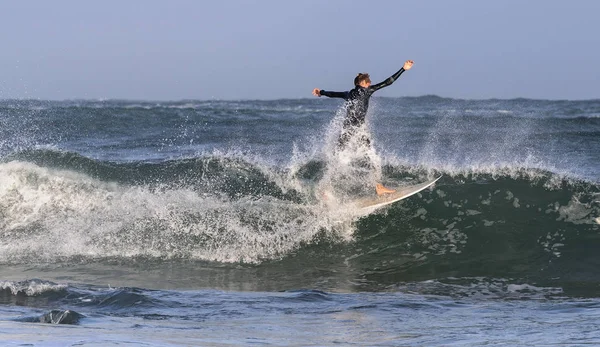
319, 67, 406, 147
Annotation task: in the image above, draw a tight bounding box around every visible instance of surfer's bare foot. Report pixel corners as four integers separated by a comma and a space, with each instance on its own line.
376, 183, 395, 196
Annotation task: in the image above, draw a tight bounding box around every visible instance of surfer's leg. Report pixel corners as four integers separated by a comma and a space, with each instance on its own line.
375, 183, 395, 196
359, 133, 376, 169
357, 133, 388, 194
360, 134, 393, 195
336, 130, 352, 149
336, 126, 393, 196
359, 134, 371, 147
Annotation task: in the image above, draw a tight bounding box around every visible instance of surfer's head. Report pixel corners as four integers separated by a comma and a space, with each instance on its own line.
354, 73, 371, 88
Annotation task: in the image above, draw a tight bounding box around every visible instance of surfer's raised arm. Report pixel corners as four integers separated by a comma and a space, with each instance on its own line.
369, 60, 414, 92
312, 88, 348, 99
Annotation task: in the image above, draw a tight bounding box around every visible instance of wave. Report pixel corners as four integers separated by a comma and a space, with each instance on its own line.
1, 149, 598, 271
0, 150, 328, 264
0, 279, 569, 318
1, 279, 67, 297
1, 148, 599, 298
15, 310, 85, 324
0, 279, 156, 322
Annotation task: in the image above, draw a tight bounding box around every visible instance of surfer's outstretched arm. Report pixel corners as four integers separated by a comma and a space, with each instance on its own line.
369, 60, 414, 92
312, 88, 348, 99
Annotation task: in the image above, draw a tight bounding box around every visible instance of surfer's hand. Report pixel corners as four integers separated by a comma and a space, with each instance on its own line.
403, 60, 414, 70
312, 88, 321, 97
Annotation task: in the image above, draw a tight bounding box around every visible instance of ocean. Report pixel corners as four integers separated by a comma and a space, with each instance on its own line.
1, 96, 599, 346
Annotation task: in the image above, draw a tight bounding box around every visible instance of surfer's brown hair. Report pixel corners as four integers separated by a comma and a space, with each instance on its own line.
354, 73, 371, 86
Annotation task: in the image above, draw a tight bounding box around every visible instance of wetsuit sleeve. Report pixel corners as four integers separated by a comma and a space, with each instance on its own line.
369, 67, 406, 92
319, 90, 348, 99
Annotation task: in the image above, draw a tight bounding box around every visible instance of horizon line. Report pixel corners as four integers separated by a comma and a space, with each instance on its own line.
1, 94, 598, 103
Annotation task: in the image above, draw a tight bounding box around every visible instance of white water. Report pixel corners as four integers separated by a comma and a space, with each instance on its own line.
0, 161, 333, 264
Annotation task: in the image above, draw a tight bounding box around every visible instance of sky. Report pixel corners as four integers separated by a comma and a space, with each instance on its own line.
1, 0, 599, 101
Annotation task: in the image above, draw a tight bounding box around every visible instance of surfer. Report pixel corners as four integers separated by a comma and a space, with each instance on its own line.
312, 60, 414, 195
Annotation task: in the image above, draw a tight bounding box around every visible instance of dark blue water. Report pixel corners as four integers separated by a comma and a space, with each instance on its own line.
1, 97, 599, 345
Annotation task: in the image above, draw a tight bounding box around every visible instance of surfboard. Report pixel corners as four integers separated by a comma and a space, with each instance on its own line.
353, 176, 442, 213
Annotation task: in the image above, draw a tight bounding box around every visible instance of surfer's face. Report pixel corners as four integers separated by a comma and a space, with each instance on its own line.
359, 80, 371, 88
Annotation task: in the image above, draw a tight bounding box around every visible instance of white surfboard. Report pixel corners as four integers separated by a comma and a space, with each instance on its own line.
353, 176, 442, 213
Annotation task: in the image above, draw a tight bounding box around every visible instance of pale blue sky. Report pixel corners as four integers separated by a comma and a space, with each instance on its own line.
1, 0, 598, 100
